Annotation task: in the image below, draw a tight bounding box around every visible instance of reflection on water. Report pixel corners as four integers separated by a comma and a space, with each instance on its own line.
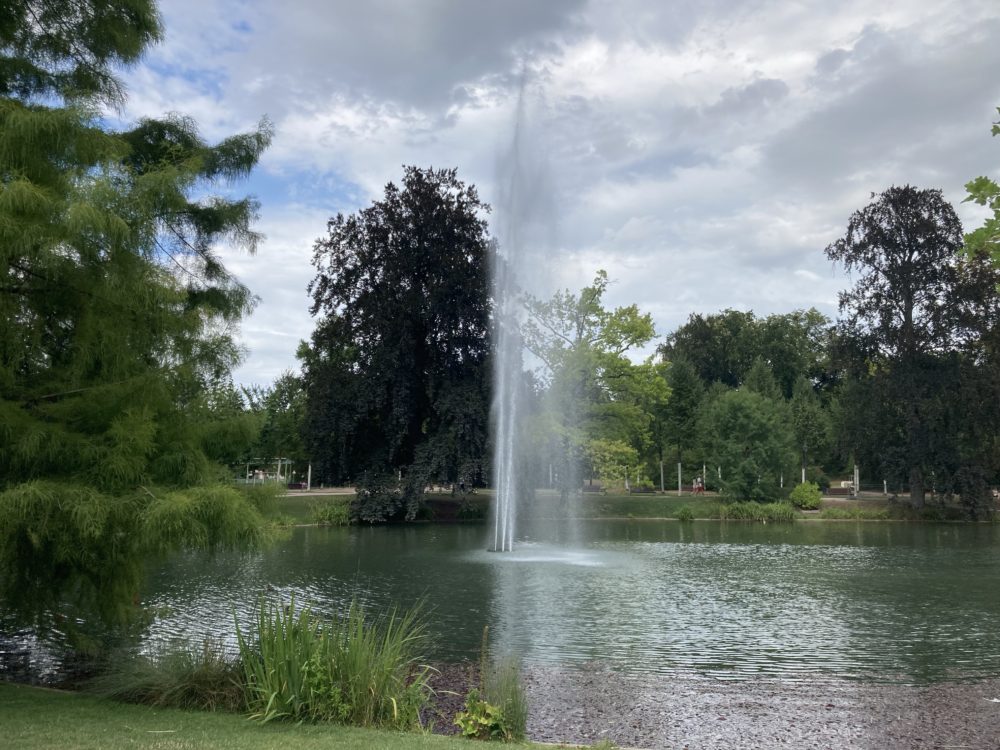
141, 521, 1000, 684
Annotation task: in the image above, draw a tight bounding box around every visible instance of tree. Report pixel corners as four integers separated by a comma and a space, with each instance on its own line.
521, 271, 660, 493
0, 0, 272, 645
963, 107, 1000, 264
660, 308, 832, 397
743, 357, 782, 401
703, 389, 795, 502
245, 370, 307, 469
789, 377, 831, 483
303, 166, 492, 521
660, 357, 704, 467
826, 186, 964, 507
659, 309, 757, 388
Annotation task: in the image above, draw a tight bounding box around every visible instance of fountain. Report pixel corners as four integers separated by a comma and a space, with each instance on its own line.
489, 78, 532, 552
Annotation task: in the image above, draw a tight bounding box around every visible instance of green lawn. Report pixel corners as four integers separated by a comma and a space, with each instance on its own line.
0, 683, 545, 750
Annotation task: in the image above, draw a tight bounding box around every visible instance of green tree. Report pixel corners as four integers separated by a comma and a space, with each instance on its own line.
789, 377, 831, 483
659, 309, 757, 388
660, 357, 704, 468
743, 357, 782, 401
245, 370, 307, 469
303, 166, 492, 521
963, 107, 1000, 264
660, 308, 832, 397
704, 390, 795, 502
826, 186, 964, 507
0, 0, 272, 644
522, 271, 659, 493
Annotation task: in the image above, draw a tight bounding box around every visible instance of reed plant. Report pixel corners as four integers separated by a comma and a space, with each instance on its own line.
717, 501, 798, 522
456, 626, 527, 741
310, 498, 352, 525
819, 507, 891, 520
89, 639, 243, 711
236, 597, 431, 729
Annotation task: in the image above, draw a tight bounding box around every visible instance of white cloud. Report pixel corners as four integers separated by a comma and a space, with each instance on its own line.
119, 0, 1000, 384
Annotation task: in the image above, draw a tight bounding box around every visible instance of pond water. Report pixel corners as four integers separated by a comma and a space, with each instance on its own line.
142, 520, 1000, 684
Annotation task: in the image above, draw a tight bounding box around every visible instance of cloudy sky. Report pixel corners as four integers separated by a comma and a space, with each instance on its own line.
120, 0, 1000, 386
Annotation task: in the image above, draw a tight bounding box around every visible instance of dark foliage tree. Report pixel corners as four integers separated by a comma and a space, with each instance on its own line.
660, 308, 832, 397
303, 166, 492, 521
825, 185, 989, 508
659, 309, 757, 389
0, 0, 273, 644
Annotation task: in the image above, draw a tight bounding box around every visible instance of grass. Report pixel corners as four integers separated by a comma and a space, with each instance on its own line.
88, 640, 243, 711
237, 597, 431, 728
0, 682, 522, 750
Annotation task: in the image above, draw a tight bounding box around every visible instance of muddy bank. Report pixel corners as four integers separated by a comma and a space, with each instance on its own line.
521, 666, 1000, 749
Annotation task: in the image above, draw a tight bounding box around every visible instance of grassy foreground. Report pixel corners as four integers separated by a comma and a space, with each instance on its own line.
0, 683, 540, 750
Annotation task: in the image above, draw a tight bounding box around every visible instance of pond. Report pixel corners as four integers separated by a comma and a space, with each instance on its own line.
142, 519, 1000, 684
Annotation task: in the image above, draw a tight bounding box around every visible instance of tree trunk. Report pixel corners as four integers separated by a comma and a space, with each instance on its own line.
909, 465, 925, 509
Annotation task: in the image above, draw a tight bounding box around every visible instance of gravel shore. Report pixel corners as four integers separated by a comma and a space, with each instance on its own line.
430, 662, 1000, 749
524, 667, 1000, 749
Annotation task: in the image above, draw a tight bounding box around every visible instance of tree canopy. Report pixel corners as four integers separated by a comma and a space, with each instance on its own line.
521, 271, 664, 492
0, 0, 272, 644
825, 185, 1000, 509
302, 166, 492, 521
963, 107, 1000, 264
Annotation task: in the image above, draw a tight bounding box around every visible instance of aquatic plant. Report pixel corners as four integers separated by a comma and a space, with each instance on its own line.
236, 597, 431, 729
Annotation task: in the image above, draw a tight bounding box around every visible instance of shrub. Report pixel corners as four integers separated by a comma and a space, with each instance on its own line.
236, 597, 431, 728
90, 639, 243, 711
675, 505, 695, 522
457, 498, 487, 520
788, 482, 822, 509
311, 498, 352, 526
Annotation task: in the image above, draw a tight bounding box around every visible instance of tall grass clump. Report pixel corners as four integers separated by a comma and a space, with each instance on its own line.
819, 507, 891, 520
89, 639, 243, 711
310, 498, 352, 525
236, 597, 431, 728
455, 626, 527, 741
718, 502, 798, 522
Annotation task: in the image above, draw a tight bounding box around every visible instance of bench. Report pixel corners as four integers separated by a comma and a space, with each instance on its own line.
582, 483, 606, 495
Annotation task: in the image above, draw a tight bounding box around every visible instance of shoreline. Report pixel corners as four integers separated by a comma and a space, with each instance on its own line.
520, 666, 1000, 749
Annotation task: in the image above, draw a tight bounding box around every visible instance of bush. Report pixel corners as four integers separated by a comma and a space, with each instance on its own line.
788, 482, 822, 509
675, 505, 695, 522
311, 498, 352, 526
89, 639, 243, 712
457, 498, 487, 520
236, 597, 431, 728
